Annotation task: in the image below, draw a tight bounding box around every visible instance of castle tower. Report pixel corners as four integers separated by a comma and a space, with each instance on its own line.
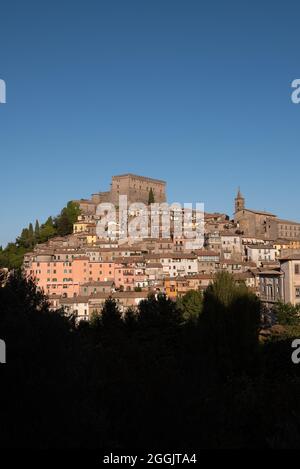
235, 187, 245, 213
110, 174, 166, 205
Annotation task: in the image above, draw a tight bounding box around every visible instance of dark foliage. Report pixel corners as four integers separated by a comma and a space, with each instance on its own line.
0, 202, 80, 269
1, 271, 300, 449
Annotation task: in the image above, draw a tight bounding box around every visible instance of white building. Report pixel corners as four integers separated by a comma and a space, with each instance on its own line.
280, 255, 300, 305
159, 253, 198, 278
59, 297, 89, 323
220, 233, 242, 255
246, 244, 276, 265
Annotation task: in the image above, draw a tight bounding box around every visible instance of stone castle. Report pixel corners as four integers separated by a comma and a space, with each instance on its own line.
74, 174, 167, 213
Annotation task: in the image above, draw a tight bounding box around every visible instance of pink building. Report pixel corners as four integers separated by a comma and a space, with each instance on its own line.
114, 257, 147, 290
26, 256, 116, 298
26, 259, 79, 297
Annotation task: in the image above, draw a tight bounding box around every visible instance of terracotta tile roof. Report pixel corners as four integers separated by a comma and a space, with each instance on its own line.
243, 208, 277, 217
276, 218, 300, 225
194, 250, 220, 257
280, 254, 300, 261
89, 291, 149, 300
114, 256, 145, 264
246, 244, 276, 249
60, 296, 90, 304
81, 281, 115, 287
146, 263, 163, 268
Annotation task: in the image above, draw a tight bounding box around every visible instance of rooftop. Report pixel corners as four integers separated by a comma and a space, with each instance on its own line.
280, 254, 300, 261
112, 173, 166, 184
244, 208, 277, 217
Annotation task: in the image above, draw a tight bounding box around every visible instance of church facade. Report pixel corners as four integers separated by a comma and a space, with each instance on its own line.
234, 189, 300, 240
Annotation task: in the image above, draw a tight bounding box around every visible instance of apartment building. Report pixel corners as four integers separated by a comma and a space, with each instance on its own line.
245, 245, 277, 265
280, 255, 300, 305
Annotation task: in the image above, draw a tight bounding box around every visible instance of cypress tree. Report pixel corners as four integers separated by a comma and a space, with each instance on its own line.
148, 188, 155, 205
34, 220, 40, 238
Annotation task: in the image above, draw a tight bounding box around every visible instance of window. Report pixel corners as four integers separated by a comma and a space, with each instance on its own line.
296, 288, 300, 299
295, 264, 300, 275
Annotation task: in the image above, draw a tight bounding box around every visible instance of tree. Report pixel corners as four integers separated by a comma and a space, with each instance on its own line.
178, 289, 203, 321
123, 307, 138, 331
28, 222, 34, 237
34, 220, 40, 240
2, 271, 300, 449
0, 271, 87, 448
0, 201, 81, 270
138, 293, 182, 328
101, 298, 122, 329
56, 201, 80, 236
28, 223, 34, 247
200, 272, 261, 374
148, 188, 155, 205
56, 210, 71, 236
17, 225, 35, 250
274, 301, 300, 326
39, 217, 57, 243
0, 243, 26, 269
17, 228, 29, 249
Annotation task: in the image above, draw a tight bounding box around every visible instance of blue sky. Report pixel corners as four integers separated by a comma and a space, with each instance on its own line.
0, 0, 300, 247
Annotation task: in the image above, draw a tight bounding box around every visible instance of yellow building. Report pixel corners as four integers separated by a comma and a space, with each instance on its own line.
86, 235, 98, 245
273, 240, 291, 258
73, 221, 95, 234
290, 240, 300, 250
164, 276, 178, 299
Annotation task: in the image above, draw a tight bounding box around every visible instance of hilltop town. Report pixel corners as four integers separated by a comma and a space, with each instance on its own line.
23, 173, 300, 322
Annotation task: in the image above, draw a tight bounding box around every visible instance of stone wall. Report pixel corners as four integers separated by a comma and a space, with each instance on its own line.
110, 174, 166, 205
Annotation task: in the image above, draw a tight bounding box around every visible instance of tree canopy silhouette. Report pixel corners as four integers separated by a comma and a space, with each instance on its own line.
1, 271, 300, 449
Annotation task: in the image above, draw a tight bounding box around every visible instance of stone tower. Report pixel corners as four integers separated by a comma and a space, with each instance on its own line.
110, 174, 166, 205
235, 188, 245, 213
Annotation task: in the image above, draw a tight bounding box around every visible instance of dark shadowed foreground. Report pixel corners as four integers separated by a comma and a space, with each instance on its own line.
0, 271, 299, 449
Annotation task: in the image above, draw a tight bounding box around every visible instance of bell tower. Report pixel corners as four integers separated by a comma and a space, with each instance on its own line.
235, 187, 245, 213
